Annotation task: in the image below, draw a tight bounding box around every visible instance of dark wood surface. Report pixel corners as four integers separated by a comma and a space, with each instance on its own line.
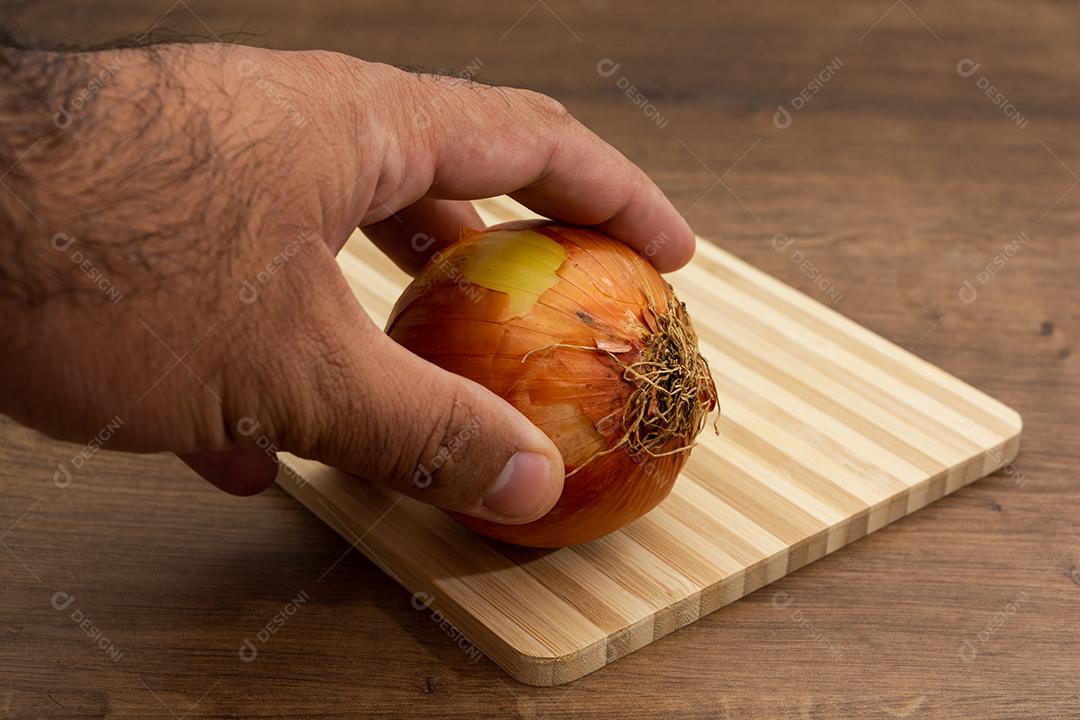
3, 1, 1078, 717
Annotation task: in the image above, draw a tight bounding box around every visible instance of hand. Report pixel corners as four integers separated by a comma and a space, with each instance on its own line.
0, 41, 694, 524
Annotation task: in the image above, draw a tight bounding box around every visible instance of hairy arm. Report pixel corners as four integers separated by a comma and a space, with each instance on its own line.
0, 36, 693, 521
1, 41, 320, 445
0, 41, 279, 307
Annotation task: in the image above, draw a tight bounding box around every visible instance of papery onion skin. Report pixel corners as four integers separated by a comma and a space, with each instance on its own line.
385, 221, 715, 547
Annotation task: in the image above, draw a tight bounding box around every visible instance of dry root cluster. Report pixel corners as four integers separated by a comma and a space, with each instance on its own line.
524, 297, 719, 477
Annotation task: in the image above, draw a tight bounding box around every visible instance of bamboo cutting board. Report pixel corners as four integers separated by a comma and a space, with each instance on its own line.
276, 196, 1022, 686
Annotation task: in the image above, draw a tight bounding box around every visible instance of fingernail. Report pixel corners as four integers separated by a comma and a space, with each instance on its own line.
482, 451, 555, 520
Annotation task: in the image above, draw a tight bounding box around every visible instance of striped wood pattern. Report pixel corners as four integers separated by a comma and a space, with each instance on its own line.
276, 196, 1022, 686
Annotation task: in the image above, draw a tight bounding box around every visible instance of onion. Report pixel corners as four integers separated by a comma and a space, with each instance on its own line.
386, 221, 718, 547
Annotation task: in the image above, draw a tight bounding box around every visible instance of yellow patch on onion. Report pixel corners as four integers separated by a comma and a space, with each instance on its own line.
386, 221, 718, 547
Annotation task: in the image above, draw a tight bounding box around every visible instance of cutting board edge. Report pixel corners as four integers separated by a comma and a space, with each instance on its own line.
274, 417, 1021, 687
510, 420, 1021, 686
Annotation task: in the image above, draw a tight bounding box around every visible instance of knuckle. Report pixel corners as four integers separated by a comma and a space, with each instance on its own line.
518, 89, 574, 126
299, 49, 368, 77
296, 51, 401, 118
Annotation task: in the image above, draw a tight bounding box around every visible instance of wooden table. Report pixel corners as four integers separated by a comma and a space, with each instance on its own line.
3, 1, 1077, 717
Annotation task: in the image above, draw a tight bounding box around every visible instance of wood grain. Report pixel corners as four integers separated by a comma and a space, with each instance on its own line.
2, 0, 1079, 717
275, 196, 1021, 685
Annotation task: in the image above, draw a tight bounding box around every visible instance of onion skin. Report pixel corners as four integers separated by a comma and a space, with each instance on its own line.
385, 221, 713, 547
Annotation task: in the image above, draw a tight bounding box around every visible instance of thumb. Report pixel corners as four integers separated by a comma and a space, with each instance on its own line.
285, 318, 565, 524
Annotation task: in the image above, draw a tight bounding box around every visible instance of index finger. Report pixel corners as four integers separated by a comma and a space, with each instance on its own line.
387, 73, 695, 272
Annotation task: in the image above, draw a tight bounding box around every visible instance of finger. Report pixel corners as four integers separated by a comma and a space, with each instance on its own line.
361, 197, 484, 275
364, 71, 695, 271
178, 447, 278, 496
271, 303, 564, 524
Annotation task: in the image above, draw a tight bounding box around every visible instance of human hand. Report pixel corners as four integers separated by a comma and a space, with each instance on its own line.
0, 41, 694, 524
